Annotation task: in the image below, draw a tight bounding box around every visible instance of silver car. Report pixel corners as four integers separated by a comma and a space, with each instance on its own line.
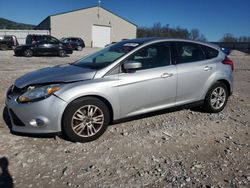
5, 38, 234, 142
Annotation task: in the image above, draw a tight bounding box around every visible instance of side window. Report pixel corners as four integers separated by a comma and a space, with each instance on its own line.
126, 42, 171, 70
176, 42, 205, 64
201, 45, 219, 59
63, 38, 70, 43
37, 40, 47, 45
49, 37, 59, 44
4, 36, 11, 40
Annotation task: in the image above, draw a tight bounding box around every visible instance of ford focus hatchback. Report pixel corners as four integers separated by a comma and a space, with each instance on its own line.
5, 38, 234, 142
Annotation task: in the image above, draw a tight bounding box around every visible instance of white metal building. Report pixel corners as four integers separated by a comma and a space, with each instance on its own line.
36, 6, 137, 47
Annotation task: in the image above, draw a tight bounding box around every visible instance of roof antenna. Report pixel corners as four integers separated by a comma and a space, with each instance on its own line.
97, 0, 101, 18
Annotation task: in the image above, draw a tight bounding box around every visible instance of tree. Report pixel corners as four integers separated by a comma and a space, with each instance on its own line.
189, 29, 200, 40
220, 33, 237, 42
137, 23, 206, 41
189, 29, 207, 42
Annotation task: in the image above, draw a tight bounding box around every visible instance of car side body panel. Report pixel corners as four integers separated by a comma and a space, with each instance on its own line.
176, 59, 217, 105
5, 38, 233, 136
56, 75, 121, 120
117, 65, 177, 118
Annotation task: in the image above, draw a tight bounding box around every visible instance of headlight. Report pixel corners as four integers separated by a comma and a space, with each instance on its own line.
18, 84, 61, 103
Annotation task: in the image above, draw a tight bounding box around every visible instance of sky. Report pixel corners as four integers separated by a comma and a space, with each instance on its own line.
0, 0, 249, 41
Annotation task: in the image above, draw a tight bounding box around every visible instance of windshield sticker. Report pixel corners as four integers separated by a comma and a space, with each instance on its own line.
123, 43, 139, 47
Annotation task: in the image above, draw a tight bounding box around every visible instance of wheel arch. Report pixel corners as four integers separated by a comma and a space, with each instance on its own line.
217, 79, 232, 96
62, 95, 114, 125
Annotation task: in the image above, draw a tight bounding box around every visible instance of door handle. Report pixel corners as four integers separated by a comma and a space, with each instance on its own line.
161, 73, 173, 78
204, 66, 213, 71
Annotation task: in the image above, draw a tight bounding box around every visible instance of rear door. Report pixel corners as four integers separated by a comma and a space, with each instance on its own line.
33, 40, 48, 54
174, 42, 217, 104
47, 37, 61, 54
118, 42, 177, 117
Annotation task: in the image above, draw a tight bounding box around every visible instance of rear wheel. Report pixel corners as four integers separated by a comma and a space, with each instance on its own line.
204, 82, 229, 113
77, 46, 83, 51
62, 97, 110, 142
58, 50, 66, 57
0, 44, 8, 50
24, 49, 33, 57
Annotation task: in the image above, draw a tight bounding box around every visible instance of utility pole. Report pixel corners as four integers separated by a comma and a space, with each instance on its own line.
97, 0, 101, 18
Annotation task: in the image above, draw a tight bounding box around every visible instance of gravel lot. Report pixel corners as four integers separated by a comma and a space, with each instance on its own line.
0, 49, 249, 188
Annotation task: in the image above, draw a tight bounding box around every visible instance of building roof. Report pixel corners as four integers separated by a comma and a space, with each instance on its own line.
37, 5, 137, 28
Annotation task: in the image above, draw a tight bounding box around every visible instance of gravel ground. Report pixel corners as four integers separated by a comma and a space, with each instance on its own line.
0, 49, 249, 188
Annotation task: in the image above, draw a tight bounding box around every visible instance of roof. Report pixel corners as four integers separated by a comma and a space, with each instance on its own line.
39, 5, 137, 27
124, 37, 220, 49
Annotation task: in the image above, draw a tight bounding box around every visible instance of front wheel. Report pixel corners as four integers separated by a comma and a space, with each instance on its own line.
24, 49, 33, 57
204, 82, 229, 113
62, 97, 110, 142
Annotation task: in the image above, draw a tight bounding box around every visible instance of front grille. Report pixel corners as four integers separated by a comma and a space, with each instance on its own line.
9, 109, 25, 126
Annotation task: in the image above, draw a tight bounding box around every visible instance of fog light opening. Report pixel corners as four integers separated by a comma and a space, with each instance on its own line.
29, 118, 46, 127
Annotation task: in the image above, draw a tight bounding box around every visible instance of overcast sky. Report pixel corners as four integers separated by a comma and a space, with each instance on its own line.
0, 0, 249, 41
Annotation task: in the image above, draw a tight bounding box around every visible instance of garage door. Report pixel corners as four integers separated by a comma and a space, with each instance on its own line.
92, 25, 111, 48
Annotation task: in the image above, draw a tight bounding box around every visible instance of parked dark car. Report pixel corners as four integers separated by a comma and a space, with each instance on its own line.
15, 37, 73, 57
0, 35, 19, 50
60, 37, 85, 51
221, 47, 231, 55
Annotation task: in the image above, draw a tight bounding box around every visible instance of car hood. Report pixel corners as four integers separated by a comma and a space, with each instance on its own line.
15, 64, 96, 88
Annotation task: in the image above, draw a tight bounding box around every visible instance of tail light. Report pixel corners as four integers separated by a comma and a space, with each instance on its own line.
222, 57, 234, 71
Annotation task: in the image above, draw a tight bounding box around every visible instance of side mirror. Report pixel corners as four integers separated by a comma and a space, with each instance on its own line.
123, 60, 142, 70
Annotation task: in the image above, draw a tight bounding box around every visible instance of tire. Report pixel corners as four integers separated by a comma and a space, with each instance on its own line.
77, 46, 83, 51
62, 97, 110, 142
0, 44, 8, 51
24, 49, 33, 57
58, 50, 66, 57
204, 82, 229, 113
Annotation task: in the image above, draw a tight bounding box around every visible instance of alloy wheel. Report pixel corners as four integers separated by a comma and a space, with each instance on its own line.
71, 105, 104, 137
77, 46, 82, 51
210, 87, 226, 110
24, 49, 32, 57
59, 50, 66, 57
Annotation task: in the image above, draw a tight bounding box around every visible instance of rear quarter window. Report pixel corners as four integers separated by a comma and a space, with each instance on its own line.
4, 36, 11, 40
176, 42, 205, 64
201, 45, 219, 59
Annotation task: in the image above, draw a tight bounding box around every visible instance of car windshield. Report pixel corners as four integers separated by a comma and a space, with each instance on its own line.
72, 41, 141, 70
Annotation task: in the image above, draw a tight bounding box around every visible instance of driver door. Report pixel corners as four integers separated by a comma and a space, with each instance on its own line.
118, 42, 177, 118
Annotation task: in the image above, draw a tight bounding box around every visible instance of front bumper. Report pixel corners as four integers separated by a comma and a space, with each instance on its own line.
5, 94, 67, 134
14, 48, 23, 56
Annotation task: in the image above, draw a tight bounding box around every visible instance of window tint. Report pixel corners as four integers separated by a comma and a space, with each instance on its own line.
37, 40, 47, 45
176, 42, 205, 64
48, 37, 59, 44
201, 45, 219, 59
127, 42, 171, 70
63, 38, 70, 43
3, 36, 11, 40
